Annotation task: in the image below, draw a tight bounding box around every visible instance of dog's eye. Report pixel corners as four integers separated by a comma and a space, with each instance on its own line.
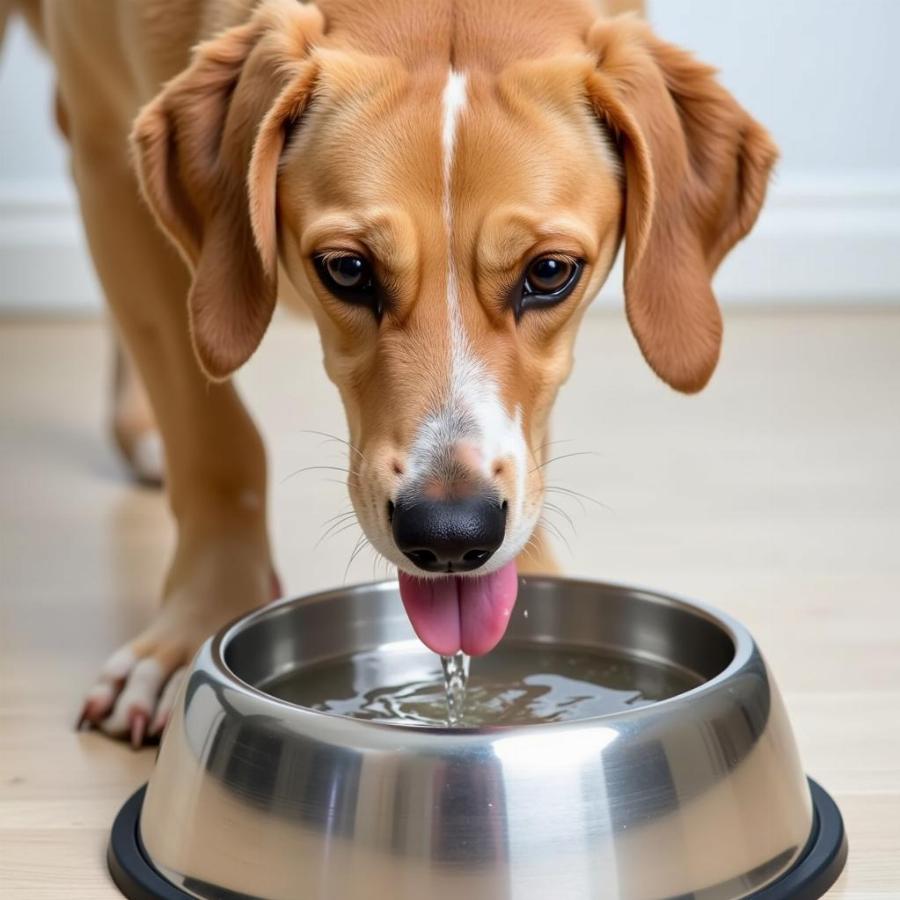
518, 254, 583, 315
314, 252, 380, 312
526, 256, 574, 293
324, 254, 369, 289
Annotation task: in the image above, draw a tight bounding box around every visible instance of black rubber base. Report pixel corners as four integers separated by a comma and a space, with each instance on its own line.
108, 787, 190, 900
109, 778, 847, 900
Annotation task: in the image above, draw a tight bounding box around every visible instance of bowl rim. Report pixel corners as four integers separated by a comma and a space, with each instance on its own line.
207, 575, 757, 739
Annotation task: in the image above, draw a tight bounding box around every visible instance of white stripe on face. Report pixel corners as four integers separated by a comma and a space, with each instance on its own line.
441, 70, 469, 384
402, 70, 533, 565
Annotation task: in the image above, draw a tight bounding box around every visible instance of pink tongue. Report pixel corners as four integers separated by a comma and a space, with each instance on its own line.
398, 561, 518, 656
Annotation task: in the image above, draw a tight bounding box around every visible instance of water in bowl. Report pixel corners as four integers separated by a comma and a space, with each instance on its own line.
264, 641, 701, 727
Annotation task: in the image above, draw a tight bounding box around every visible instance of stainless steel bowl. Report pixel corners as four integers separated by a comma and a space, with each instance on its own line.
109, 577, 847, 900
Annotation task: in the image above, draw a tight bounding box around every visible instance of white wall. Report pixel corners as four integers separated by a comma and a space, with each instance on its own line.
0, 17, 101, 311
652, 0, 900, 173
646, 0, 900, 305
1, 2, 899, 312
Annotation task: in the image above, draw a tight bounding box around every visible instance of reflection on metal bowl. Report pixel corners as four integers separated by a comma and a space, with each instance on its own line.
108, 577, 848, 899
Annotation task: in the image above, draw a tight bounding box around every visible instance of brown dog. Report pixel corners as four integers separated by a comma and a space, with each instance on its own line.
12, 0, 776, 744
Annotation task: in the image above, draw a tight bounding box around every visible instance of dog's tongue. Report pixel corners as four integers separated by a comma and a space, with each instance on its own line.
398, 561, 518, 656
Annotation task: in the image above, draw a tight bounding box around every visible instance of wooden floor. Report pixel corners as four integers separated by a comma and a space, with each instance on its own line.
1, 311, 898, 898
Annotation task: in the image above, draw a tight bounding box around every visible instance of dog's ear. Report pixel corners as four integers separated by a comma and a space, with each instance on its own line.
587, 17, 777, 393
131, 0, 323, 380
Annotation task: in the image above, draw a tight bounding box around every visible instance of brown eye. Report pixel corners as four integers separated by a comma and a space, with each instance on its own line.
319, 253, 371, 291
313, 252, 382, 317
517, 254, 583, 317
526, 256, 575, 293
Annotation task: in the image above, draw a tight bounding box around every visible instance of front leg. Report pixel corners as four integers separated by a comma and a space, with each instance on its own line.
67, 118, 276, 745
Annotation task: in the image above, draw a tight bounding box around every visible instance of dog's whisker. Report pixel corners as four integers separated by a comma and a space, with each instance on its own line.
538, 515, 572, 555
298, 429, 366, 462
368, 546, 392, 581
545, 486, 586, 513
343, 533, 372, 583
315, 515, 357, 546
543, 485, 589, 514
320, 506, 357, 522
528, 451, 602, 475
280, 464, 357, 485
315, 517, 361, 550
545, 484, 611, 511
320, 506, 356, 528
528, 437, 581, 472
540, 438, 575, 450
343, 533, 366, 580
542, 500, 577, 535
518, 538, 539, 564
323, 477, 351, 488
531, 437, 575, 458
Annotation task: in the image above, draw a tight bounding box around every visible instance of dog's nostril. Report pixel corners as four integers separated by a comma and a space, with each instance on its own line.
406, 549, 438, 568
393, 494, 506, 574
463, 549, 492, 565
387, 500, 395, 523
501, 499, 508, 511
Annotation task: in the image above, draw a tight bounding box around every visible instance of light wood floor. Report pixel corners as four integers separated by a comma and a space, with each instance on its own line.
1, 312, 898, 898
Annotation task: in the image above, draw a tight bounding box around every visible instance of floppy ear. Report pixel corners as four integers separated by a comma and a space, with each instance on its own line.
587, 17, 778, 393
131, 0, 323, 380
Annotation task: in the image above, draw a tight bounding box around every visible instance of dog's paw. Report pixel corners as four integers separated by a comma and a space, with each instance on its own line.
77, 581, 279, 747
79, 537, 280, 746
127, 431, 166, 486
77, 640, 190, 747
113, 426, 166, 487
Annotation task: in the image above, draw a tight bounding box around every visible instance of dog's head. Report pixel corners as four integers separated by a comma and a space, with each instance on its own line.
133, 0, 777, 655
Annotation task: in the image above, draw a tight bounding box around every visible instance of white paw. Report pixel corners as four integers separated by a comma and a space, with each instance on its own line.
131, 432, 166, 485
78, 644, 187, 747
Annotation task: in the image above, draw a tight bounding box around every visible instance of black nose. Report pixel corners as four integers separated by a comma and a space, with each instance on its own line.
391, 495, 507, 573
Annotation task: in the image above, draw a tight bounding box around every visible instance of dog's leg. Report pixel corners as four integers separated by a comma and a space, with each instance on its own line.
111, 334, 165, 486
66, 119, 276, 745
50, 49, 165, 489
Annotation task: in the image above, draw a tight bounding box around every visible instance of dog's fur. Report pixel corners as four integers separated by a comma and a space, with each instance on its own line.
9, 0, 776, 742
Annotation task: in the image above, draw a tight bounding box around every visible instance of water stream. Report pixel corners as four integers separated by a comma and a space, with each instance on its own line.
440, 652, 470, 725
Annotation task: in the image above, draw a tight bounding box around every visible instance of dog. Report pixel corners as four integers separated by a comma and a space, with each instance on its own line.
9, 0, 776, 745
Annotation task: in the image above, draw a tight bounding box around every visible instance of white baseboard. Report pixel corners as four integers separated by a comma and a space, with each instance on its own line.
712, 171, 900, 304
2, 172, 899, 315
0, 181, 101, 315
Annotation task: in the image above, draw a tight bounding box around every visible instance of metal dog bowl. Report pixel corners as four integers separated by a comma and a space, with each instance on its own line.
109, 578, 847, 899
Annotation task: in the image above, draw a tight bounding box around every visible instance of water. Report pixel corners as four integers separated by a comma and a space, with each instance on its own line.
440, 652, 470, 725
264, 642, 701, 727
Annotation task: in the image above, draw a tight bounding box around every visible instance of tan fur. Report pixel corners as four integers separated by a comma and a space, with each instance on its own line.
13, 0, 774, 738
131, 0, 326, 379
